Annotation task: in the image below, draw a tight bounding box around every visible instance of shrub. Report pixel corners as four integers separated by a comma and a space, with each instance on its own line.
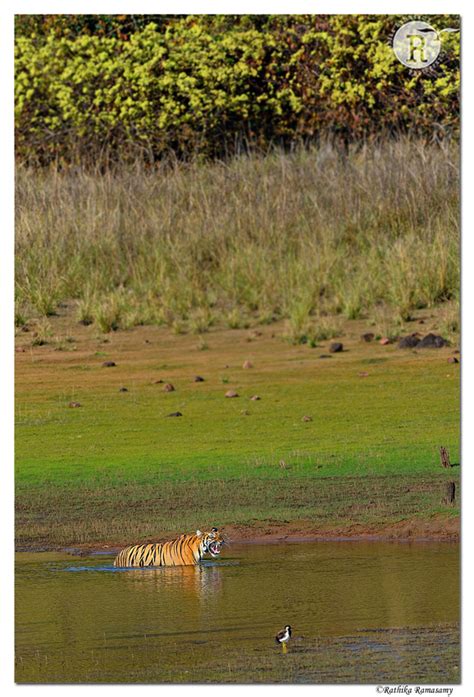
15, 15, 460, 164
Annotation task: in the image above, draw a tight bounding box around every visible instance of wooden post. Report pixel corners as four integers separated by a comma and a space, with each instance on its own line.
443, 481, 456, 505
439, 446, 451, 468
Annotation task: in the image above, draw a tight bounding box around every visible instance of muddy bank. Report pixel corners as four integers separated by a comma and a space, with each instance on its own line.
226, 515, 460, 544
16, 514, 459, 555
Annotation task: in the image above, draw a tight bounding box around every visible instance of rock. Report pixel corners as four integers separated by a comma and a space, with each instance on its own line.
102, 361, 116, 367
225, 390, 239, 398
243, 360, 253, 369
119, 386, 128, 392
68, 401, 81, 408
329, 342, 343, 353
379, 337, 391, 345
447, 357, 459, 364
302, 415, 312, 422
319, 354, 332, 359
397, 334, 420, 349
193, 376, 205, 382
163, 383, 175, 392
417, 333, 449, 349
361, 332, 374, 342
250, 395, 261, 401
166, 411, 182, 417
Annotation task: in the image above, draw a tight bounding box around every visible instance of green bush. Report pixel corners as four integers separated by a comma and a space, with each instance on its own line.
15, 15, 460, 163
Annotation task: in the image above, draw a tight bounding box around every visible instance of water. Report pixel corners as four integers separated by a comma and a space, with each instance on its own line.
15, 541, 460, 683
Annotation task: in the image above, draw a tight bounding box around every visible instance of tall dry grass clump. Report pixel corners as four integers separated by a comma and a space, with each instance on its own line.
15, 139, 459, 332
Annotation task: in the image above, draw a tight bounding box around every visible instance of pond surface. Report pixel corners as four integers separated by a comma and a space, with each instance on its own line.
15, 540, 460, 683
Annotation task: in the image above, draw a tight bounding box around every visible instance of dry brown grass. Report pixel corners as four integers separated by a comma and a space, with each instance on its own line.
16, 139, 459, 332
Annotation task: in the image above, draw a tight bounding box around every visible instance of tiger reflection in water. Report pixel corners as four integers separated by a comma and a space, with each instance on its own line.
120, 560, 224, 601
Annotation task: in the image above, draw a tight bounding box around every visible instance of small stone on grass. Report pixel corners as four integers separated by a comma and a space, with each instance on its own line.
329, 342, 343, 353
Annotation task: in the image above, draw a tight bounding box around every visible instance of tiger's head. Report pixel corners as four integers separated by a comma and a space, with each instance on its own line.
196, 527, 225, 559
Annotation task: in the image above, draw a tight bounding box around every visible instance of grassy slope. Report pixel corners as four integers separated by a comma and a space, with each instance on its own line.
15, 305, 460, 548
15, 142, 459, 333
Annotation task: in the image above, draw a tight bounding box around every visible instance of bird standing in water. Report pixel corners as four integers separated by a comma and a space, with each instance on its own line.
275, 625, 292, 653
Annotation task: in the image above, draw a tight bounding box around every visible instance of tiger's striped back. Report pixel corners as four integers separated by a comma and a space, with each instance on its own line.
113, 529, 224, 568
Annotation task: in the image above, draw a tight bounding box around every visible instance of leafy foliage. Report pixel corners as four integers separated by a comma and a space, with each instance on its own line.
15, 15, 460, 163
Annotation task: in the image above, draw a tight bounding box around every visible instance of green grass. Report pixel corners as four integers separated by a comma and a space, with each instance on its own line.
15, 309, 460, 548
16, 344, 459, 483
16, 473, 459, 548
16, 361, 458, 482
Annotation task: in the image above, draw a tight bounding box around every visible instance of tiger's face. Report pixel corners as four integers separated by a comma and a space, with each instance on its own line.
198, 527, 225, 558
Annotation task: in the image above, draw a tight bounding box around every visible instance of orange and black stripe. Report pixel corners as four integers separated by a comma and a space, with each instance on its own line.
114, 533, 205, 568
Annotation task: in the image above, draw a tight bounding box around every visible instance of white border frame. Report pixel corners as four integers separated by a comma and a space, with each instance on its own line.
1, 3, 471, 696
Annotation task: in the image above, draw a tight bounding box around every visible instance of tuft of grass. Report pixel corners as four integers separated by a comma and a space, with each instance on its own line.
226, 308, 248, 330
196, 336, 209, 351
15, 303, 30, 328
369, 304, 404, 341
437, 299, 460, 342
76, 289, 95, 326
189, 307, 214, 334
30, 318, 53, 346
285, 311, 343, 346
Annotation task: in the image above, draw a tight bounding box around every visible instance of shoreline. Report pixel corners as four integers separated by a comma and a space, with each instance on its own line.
16, 515, 460, 554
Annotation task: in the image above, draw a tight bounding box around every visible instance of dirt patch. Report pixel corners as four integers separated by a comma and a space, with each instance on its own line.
223, 515, 459, 545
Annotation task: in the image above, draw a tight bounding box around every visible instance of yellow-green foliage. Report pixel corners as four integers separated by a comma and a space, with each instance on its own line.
15, 15, 460, 162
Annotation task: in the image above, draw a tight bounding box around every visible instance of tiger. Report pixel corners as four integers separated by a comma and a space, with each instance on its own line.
113, 527, 225, 568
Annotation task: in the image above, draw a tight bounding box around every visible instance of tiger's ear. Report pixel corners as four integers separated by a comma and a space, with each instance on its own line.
196, 530, 202, 536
